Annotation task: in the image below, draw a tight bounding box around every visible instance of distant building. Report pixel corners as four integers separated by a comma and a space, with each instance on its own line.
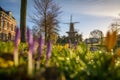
0, 6, 16, 41
85, 38, 101, 45
84, 38, 102, 51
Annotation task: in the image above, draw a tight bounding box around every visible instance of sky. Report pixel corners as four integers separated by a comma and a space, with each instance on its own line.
0, 0, 120, 39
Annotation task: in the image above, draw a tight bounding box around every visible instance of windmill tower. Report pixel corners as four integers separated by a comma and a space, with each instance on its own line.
65, 15, 79, 42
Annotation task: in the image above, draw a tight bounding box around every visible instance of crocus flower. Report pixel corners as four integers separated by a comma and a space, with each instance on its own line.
38, 34, 44, 58
74, 40, 78, 49
35, 34, 44, 70
27, 28, 34, 53
32, 38, 39, 54
14, 27, 20, 48
68, 39, 72, 48
46, 40, 52, 59
46, 40, 52, 67
14, 27, 20, 67
27, 28, 34, 76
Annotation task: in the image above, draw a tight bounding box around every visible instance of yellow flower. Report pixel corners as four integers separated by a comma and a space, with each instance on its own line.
64, 44, 69, 49
7, 60, 14, 67
59, 45, 63, 51
0, 62, 8, 68
0, 57, 4, 63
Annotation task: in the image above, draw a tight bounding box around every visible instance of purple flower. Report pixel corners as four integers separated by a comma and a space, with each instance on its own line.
74, 40, 78, 49
14, 27, 20, 48
46, 40, 52, 60
32, 38, 37, 54
68, 39, 71, 48
27, 28, 34, 53
14, 27, 20, 66
38, 34, 44, 58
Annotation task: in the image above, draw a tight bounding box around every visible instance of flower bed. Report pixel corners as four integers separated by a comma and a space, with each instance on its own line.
0, 28, 120, 80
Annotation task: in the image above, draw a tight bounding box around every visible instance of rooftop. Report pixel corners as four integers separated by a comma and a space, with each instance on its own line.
0, 6, 15, 20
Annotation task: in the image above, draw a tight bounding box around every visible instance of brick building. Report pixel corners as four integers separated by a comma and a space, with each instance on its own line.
0, 6, 16, 41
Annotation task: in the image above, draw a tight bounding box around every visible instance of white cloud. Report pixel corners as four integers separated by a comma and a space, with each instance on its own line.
82, 8, 120, 18
60, 0, 120, 18
81, 0, 120, 18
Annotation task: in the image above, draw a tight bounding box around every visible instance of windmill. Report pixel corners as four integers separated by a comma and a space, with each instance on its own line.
64, 15, 80, 42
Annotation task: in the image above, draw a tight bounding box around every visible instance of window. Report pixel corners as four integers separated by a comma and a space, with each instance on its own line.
1, 17, 4, 29
11, 24, 13, 31
4, 34, 7, 40
7, 22, 9, 29
1, 33, 4, 40
0, 33, 1, 39
14, 26, 16, 31
8, 33, 11, 40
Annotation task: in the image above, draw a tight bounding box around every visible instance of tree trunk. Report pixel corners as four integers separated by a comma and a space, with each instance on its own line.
20, 0, 27, 42
45, 13, 47, 44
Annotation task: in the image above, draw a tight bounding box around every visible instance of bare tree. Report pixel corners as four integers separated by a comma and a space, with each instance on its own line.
31, 0, 61, 43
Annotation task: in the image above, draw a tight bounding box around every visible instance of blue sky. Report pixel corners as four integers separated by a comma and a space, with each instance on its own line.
0, 0, 120, 39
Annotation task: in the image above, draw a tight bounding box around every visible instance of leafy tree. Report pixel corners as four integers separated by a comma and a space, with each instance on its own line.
31, 0, 61, 43
20, 0, 27, 42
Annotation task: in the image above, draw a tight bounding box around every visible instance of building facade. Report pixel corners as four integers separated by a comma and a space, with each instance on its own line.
0, 7, 16, 41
